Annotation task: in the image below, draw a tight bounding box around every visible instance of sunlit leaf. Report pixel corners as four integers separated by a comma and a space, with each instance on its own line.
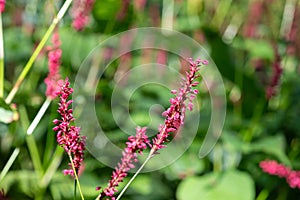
176, 170, 255, 200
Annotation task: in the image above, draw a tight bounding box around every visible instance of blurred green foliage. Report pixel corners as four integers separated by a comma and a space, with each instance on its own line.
1, 0, 300, 200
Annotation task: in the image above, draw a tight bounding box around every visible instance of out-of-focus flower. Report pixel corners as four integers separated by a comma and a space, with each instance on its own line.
71, 0, 95, 31
242, 0, 264, 38
260, 160, 300, 189
260, 160, 291, 178
0, 0, 5, 13
265, 47, 282, 99
44, 32, 62, 99
98, 126, 149, 199
151, 58, 208, 154
53, 78, 86, 176
287, 171, 300, 189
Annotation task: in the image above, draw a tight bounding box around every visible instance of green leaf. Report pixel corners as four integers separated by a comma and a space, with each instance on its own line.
244, 134, 291, 166
0, 170, 39, 198
130, 175, 152, 195
164, 152, 205, 180
176, 170, 255, 200
222, 132, 291, 166
244, 39, 274, 61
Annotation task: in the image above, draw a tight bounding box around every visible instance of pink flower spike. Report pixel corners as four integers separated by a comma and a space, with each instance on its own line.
259, 159, 300, 189
98, 126, 149, 199
53, 78, 86, 176
45, 32, 63, 99
260, 160, 290, 177
151, 58, 207, 154
71, 0, 95, 31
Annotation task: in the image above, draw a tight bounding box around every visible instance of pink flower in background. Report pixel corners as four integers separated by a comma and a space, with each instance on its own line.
265, 47, 282, 99
44, 32, 62, 99
151, 58, 208, 153
0, 0, 5, 13
260, 160, 300, 189
71, 0, 95, 31
242, 0, 264, 38
287, 171, 300, 189
260, 160, 290, 178
98, 126, 149, 199
53, 78, 86, 176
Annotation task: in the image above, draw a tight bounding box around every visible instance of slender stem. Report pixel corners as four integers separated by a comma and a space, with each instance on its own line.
115, 151, 154, 200
40, 146, 64, 187
161, 0, 174, 30
0, 13, 4, 98
26, 135, 44, 178
256, 189, 269, 200
5, 0, 73, 104
68, 153, 85, 200
27, 97, 52, 135
0, 148, 20, 184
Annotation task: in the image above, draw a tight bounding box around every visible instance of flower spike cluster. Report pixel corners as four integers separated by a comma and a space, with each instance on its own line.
260, 160, 300, 189
44, 32, 63, 99
151, 58, 208, 153
98, 126, 149, 199
53, 78, 86, 175
71, 0, 95, 31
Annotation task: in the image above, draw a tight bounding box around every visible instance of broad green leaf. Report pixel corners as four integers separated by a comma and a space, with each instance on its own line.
164, 152, 205, 180
222, 132, 291, 166
244, 134, 291, 166
176, 170, 255, 200
130, 175, 152, 195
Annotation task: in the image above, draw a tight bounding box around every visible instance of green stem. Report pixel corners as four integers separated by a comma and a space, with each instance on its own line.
5, 0, 73, 104
68, 152, 85, 200
40, 146, 64, 188
0, 148, 20, 184
256, 189, 269, 200
161, 0, 174, 29
27, 97, 52, 135
26, 135, 44, 178
0, 13, 4, 98
211, 0, 232, 28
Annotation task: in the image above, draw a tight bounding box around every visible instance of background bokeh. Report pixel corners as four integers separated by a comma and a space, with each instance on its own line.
1, 0, 300, 199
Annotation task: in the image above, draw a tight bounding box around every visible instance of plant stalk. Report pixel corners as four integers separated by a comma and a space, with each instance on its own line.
0, 148, 20, 184
5, 0, 73, 104
27, 97, 52, 135
40, 146, 64, 188
68, 153, 85, 200
26, 135, 44, 178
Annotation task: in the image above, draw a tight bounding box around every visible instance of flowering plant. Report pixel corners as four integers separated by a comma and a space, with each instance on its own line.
1, 1, 300, 200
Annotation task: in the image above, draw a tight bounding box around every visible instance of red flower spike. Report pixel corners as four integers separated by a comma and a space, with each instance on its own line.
151, 58, 208, 154
53, 78, 86, 176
